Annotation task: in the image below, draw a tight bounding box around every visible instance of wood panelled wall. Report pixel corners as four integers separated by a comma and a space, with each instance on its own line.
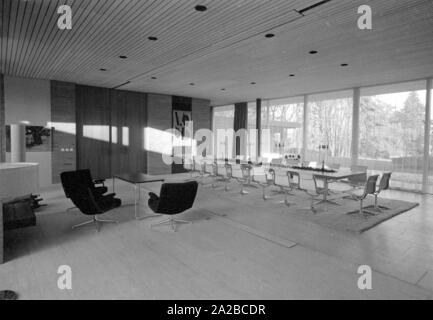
1, 76, 211, 182
0, 74, 5, 163
110, 90, 147, 176
76, 85, 111, 180
51, 81, 76, 183
76, 86, 150, 180
146, 93, 172, 175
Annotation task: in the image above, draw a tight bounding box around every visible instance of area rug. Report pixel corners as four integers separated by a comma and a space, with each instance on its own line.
292, 195, 419, 233
196, 182, 419, 234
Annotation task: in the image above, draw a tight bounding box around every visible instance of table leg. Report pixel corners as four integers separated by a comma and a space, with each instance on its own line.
135, 182, 162, 220
318, 178, 340, 206
323, 178, 328, 201
134, 183, 138, 219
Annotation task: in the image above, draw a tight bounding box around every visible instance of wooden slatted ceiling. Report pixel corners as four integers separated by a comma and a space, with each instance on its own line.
1, 0, 432, 106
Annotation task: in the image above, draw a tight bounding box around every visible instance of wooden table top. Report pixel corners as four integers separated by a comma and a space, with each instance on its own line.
114, 173, 165, 184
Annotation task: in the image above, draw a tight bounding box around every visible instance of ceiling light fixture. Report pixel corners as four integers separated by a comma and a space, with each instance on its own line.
148, 36, 158, 41
289, 74, 295, 77
341, 63, 348, 67
309, 50, 318, 55
151, 76, 157, 79
265, 33, 275, 38
195, 5, 207, 12
250, 82, 256, 85
119, 55, 127, 59
189, 83, 195, 86
99, 68, 107, 71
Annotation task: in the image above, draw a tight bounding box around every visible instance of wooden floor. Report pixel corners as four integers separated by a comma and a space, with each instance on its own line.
1, 174, 433, 299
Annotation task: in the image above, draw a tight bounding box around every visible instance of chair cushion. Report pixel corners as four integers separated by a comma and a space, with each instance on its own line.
97, 196, 121, 212
149, 181, 198, 215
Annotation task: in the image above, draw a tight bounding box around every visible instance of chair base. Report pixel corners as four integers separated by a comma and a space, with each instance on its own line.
315, 198, 341, 206
346, 209, 378, 217
72, 215, 118, 232
151, 216, 191, 232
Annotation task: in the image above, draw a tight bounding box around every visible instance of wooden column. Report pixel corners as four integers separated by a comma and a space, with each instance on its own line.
351, 88, 360, 167
0, 74, 5, 163
422, 79, 432, 193
234, 102, 248, 157
256, 99, 261, 157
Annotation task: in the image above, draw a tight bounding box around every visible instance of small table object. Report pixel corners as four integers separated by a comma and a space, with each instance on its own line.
0, 290, 18, 300
113, 173, 165, 220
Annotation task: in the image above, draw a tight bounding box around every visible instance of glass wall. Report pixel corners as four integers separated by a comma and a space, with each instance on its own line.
307, 90, 353, 167
261, 97, 304, 162
359, 80, 426, 192
212, 105, 235, 160
247, 101, 256, 130
211, 78, 433, 193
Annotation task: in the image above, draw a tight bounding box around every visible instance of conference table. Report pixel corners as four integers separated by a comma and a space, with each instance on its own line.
209, 160, 366, 206
279, 167, 366, 205
113, 173, 164, 220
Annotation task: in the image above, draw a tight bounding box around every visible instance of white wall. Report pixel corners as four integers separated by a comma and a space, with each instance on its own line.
4, 76, 52, 187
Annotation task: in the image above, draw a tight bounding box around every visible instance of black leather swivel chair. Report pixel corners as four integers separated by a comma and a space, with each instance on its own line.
148, 181, 198, 231
60, 171, 121, 232
61, 169, 108, 200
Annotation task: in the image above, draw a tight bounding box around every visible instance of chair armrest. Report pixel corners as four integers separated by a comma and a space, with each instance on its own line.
93, 179, 105, 186
103, 193, 116, 198
148, 192, 159, 201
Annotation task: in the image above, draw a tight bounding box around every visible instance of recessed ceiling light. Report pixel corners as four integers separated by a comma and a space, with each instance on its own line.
309, 50, 318, 54
250, 82, 256, 85
148, 36, 158, 41
151, 76, 157, 79
340, 63, 348, 67
119, 55, 127, 59
99, 68, 107, 71
265, 33, 275, 38
195, 5, 207, 12
189, 83, 195, 86
221, 88, 226, 91
289, 74, 295, 77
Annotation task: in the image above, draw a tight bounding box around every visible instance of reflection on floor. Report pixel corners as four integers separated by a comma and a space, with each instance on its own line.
1, 173, 432, 299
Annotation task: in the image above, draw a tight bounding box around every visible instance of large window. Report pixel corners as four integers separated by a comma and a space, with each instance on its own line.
359, 81, 426, 192
247, 102, 256, 130
212, 105, 235, 159
307, 90, 353, 166
261, 97, 304, 161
